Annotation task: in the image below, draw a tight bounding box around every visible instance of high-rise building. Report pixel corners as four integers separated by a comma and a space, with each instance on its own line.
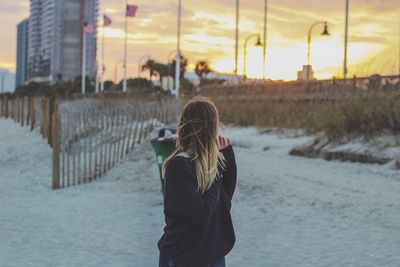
27, 0, 98, 84
16, 19, 29, 86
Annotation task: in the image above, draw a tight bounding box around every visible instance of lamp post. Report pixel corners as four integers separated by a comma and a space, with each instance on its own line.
344, 0, 350, 80
174, 0, 182, 97
234, 0, 240, 76
243, 34, 262, 79
307, 21, 329, 80
263, 0, 268, 80
81, 27, 87, 94
100, 18, 106, 92
398, 20, 400, 80
123, 0, 128, 92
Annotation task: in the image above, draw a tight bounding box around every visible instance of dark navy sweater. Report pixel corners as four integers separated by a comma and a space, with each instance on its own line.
158, 145, 237, 267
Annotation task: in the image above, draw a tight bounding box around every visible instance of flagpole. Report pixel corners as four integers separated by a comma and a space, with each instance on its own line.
398, 20, 400, 79
81, 28, 86, 94
343, 0, 349, 80
101, 20, 105, 91
175, 0, 182, 97
234, 0, 239, 77
262, 0, 268, 80
95, 63, 99, 92
123, 1, 128, 92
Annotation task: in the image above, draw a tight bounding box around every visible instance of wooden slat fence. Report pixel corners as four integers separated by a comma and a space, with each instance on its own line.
1, 94, 181, 190
0, 96, 42, 131
51, 96, 180, 189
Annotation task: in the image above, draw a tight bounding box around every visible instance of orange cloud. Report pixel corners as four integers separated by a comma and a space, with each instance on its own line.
0, 0, 398, 82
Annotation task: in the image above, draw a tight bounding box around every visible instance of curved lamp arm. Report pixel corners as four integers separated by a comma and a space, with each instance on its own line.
138, 55, 151, 77
307, 21, 328, 66
243, 33, 261, 79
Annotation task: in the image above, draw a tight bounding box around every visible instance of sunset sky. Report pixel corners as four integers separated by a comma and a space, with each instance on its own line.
0, 0, 399, 81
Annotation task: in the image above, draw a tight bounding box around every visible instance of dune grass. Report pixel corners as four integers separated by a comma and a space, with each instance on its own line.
209, 94, 400, 141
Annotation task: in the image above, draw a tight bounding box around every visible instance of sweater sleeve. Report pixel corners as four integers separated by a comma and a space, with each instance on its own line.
219, 145, 237, 201
164, 157, 220, 227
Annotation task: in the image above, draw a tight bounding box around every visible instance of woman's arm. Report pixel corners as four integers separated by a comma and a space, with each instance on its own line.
163, 157, 220, 227
219, 145, 237, 201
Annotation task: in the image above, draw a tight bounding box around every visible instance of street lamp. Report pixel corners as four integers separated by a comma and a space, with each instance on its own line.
398, 20, 400, 79
344, 0, 350, 80
263, 0, 268, 80
243, 34, 262, 79
307, 21, 330, 80
234, 0, 240, 76
174, 0, 182, 97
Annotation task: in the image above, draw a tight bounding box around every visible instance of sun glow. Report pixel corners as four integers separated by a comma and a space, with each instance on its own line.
0, 0, 397, 81
205, 30, 387, 81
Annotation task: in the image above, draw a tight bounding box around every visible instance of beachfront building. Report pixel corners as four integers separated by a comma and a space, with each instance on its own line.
16, 19, 29, 86
26, 0, 98, 84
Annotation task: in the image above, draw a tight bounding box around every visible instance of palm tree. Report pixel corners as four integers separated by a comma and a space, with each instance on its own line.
142, 59, 158, 80
168, 55, 188, 89
154, 63, 169, 86
195, 61, 212, 85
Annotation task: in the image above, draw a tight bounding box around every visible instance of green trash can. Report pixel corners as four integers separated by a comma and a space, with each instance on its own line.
150, 124, 177, 194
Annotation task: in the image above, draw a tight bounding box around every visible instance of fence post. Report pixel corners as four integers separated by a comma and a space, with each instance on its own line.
52, 99, 60, 189
21, 97, 25, 126
137, 108, 145, 144
11, 98, 15, 120
48, 97, 55, 146
40, 98, 45, 137
16, 98, 19, 123
4, 96, 8, 118
30, 97, 36, 131
0, 96, 3, 117
26, 97, 31, 126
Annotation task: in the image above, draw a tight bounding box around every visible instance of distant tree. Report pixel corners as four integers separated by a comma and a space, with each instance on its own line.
103, 80, 114, 91
116, 78, 154, 91
72, 75, 95, 93
142, 59, 158, 80
142, 59, 169, 86
202, 78, 226, 86
180, 78, 196, 94
195, 61, 212, 85
369, 74, 381, 90
154, 63, 169, 86
15, 82, 52, 97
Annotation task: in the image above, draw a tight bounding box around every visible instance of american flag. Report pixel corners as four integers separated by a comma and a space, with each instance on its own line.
103, 15, 112, 26
83, 22, 94, 33
126, 4, 138, 17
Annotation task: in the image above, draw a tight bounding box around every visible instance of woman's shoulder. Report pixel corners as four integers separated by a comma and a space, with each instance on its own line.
165, 155, 195, 183
166, 154, 192, 170
175, 151, 191, 159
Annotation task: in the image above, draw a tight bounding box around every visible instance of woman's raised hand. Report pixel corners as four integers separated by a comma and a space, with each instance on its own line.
216, 135, 231, 150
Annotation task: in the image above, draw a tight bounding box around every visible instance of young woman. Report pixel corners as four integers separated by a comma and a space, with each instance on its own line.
158, 96, 237, 267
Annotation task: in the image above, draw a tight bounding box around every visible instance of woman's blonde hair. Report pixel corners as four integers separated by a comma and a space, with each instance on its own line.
162, 96, 226, 194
